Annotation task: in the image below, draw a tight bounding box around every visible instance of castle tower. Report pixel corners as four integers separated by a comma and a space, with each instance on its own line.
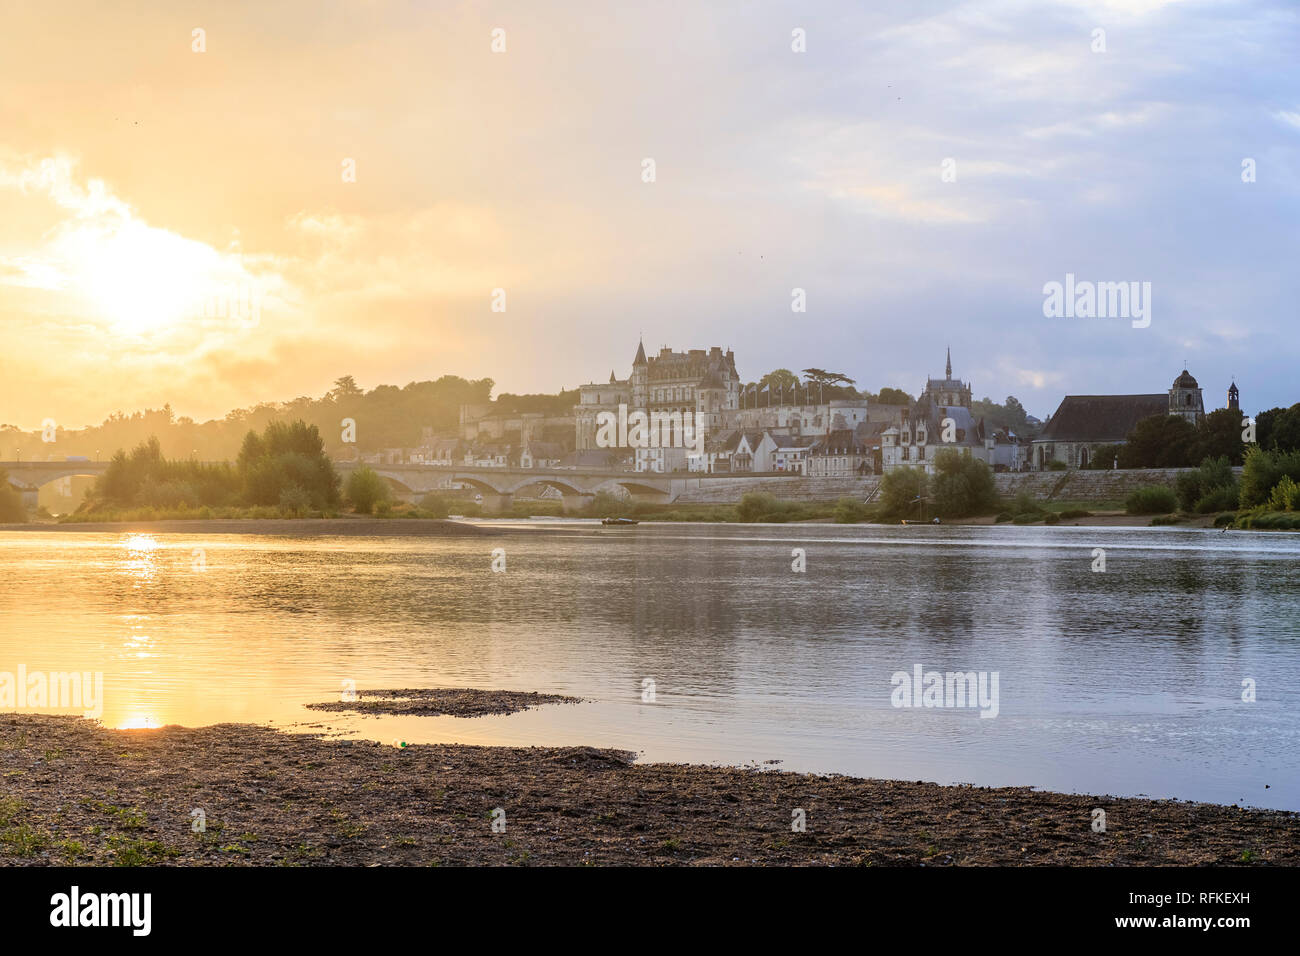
1227, 380, 1240, 413
924, 348, 971, 408
631, 338, 648, 408
1168, 369, 1205, 424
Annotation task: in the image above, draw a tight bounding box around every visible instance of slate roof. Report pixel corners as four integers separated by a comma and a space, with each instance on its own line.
1038, 394, 1168, 443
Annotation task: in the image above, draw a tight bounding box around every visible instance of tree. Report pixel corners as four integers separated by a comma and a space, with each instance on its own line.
1192, 408, 1246, 464
1118, 415, 1198, 468
880, 466, 928, 518
876, 387, 913, 406
759, 369, 800, 392
801, 368, 855, 388
0, 470, 26, 523
1084, 444, 1124, 470
970, 395, 1029, 435
237, 421, 340, 509
930, 448, 997, 518
344, 466, 391, 514
330, 375, 363, 400
1240, 445, 1300, 508
1260, 403, 1300, 452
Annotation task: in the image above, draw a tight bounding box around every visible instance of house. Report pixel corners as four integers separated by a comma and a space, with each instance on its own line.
768, 434, 818, 474
557, 448, 626, 470
423, 437, 467, 466
806, 428, 874, 477
520, 440, 565, 469
688, 429, 769, 474
467, 442, 515, 468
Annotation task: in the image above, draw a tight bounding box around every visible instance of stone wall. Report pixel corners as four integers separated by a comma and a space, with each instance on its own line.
672, 467, 1229, 505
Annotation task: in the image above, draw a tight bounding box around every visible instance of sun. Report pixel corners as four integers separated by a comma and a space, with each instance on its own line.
63, 218, 226, 336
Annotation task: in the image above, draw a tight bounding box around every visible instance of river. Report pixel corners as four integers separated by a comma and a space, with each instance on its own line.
0, 521, 1296, 809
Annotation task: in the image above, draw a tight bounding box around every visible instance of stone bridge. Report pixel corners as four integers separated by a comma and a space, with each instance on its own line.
339, 464, 690, 513
1, 459, 1207, 515
0, 460, 111, 508
0, 459, 703, 513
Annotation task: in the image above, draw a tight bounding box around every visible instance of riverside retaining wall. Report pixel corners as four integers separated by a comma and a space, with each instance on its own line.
672, 467, 1211, 505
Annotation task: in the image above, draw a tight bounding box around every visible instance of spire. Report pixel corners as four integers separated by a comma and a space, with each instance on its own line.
633, 338, 647, 366
945, 347, 952, 379
609, 370, 616, 384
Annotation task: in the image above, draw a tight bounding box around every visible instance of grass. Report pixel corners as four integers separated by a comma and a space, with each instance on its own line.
107, 836, 175, 866
0, 797, 49, 857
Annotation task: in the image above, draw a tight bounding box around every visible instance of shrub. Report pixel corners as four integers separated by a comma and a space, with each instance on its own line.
1177, 456, 1237, 512
1012, 513, 1041, 524
1151, 514, 1183, 525
737, 493, 779, 522
1058, 509, 1092, 519
1240, 446, 1300, 508
1194, 485, 1240, 514
1213, 512, 1236, 528
376, 500, 392, 516
1047, 460, 1068, 471
417, 494, 450, 518
344, 466, 391, 514
1044, 512, 1060, 525
994, 512, 1013, 523
278, 484, 312, 517
1012, 491, 1044, 516
833, 497, 872, 523
1236, 510, 1300, 530
1267, 475, 1300, 511
589, 490, 630, 517
1125, 485, 1177, 514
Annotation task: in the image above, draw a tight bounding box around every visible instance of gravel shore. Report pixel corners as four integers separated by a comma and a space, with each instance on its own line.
2, 714, 1294, 866
305, 687, 585, 717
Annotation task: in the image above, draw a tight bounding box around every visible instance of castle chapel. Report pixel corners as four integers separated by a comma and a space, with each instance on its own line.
1031, 368, 1209, 469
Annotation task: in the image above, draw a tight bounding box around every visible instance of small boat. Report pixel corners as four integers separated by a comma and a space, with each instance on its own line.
601, 517, 639, 526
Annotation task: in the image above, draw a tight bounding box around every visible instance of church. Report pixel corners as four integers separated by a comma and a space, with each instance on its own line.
1030, 369, 1210, 469
880, 349, 1023, 474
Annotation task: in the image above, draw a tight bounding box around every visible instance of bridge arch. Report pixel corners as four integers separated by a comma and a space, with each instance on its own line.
594, 479, 673, 504
505, 476, 585, 497
369, 472, 415, 494
451, 475, 510, 495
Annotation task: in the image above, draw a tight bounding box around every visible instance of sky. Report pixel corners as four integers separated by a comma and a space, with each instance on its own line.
0, 0, 1297, 430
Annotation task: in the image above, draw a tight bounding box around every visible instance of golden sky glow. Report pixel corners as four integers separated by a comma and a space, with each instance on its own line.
2, 0, 1297, 428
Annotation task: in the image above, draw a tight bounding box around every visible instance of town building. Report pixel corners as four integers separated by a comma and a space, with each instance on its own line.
576, 340, 741, 454
1031, 368, 1207, 469
880, 350, 1022, 474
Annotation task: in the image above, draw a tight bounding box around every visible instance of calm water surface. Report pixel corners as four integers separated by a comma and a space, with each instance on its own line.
1, 522, 1297, 809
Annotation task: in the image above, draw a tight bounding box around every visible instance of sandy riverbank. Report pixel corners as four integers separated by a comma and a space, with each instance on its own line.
1, 714, 1293, 866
